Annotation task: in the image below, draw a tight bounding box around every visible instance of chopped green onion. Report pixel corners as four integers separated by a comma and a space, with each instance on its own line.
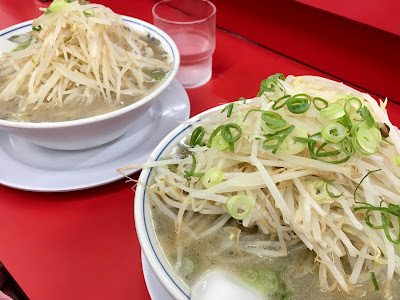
370, 272, 379, 291
326, 180, 343, 198
394, 155, 400, 167
262, 125, 295, 154
340, 138, 355, 156
314, 180, 325, 190
241, 269, 259, 284
360, 106, 376, 127
286, 94, 311, 114
261, 111, 287, 129
353, 169, 381, 204
315, 142, 341, 157
382, 136, 394, 146
321, 122, 347, 143
308, 180, 329, 202
320, 103, 345, 120
355, 126, 381, 154
45, 0, 71, 15
344, 98, 362, 115
150, 68, 166, 81
202, 167, 223, 188
257, 73, 285, 96
272, 95, 291, 110
312, 97, 328, 111
207, 125, 224, 148
168, 164, 177, 171
238, 96, 246, 104
225, 195, 253, 220
221, 102, 238, 117
257, 270, 280, 295
32, 25, 42, 31
278, 126, 307, 155
338, 112, 352, 129
183, 154, 204, 180
211, 135, 229, 151
12, 44, 30, 52
244, 109, 287, 130
190, 126, 205, 147
221, 123, 242, 143
281, 291, 294, 300
83, 7, 95, 17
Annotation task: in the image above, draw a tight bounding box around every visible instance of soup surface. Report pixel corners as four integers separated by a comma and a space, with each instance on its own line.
150, 196, 400, 300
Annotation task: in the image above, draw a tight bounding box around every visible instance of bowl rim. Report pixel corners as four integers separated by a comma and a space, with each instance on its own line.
0, 16, 180, 129
135, 103, 226, 300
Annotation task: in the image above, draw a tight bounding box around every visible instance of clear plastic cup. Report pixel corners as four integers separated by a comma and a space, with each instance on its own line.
153, 0, 216, 88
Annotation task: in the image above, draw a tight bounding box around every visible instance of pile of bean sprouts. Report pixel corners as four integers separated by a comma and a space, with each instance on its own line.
0, 0, 170, 118
121, 75, 400, 298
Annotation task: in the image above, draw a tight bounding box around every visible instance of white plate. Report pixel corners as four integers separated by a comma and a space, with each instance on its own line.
0, 80, 190, 192
142, 252, 174, 300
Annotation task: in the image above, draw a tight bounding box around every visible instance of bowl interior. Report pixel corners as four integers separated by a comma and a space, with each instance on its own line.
0, 16, 179, 129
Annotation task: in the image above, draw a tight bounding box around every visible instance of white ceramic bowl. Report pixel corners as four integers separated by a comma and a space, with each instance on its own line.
135, 104, 223, 300
0, 17, 179, 150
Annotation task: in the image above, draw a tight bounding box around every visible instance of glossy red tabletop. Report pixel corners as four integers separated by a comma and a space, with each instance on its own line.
0, 1, 399, 300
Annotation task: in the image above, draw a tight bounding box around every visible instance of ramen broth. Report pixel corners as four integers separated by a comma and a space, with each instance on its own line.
150, 203, 400, 299
0, 34, 169, 123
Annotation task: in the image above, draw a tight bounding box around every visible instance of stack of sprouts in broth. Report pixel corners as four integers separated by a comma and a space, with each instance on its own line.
122, 75, 400, 299
0, 0, 171, 122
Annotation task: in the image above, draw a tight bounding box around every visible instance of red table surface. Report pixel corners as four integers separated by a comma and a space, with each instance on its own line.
1, 1, 400, 300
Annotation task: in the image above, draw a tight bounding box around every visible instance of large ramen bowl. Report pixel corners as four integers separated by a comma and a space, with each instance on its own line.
0, 17, 179, 150
135, 105, 222, 300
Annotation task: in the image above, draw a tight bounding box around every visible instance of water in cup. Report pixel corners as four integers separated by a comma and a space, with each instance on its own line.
172, 31, 213, 88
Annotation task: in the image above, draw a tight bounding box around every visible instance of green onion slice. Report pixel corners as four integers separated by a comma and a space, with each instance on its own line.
370, 272, 379, 291
221, 123, 242, 143
360, 106, 376, 127
211, 135, 229, 151
207, 125, 224, 148
202, 167, 223, 188
225, 195, 253, 220
313, 97, 328, 111
344, 98, 362, 116
355, 127, 381, 154
257, 73, 285, 96
279, 127, 307, 155
262, 125, 295, 154
32, 25, 42, 31
321, 122, 347, 143
326, 180, 343, 198
183, 154, 204, 180
83, 7, 95, 17
221, 103, 239, 118
190, 126, 205, 148
340, 138, 355, 156
320, 103, 345, 120
45, 0, 71, 14
286, 94, 311, 114
308, 180, 329, 201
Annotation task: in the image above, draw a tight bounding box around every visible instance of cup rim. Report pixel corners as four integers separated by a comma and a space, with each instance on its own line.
152, 0, 216, 25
